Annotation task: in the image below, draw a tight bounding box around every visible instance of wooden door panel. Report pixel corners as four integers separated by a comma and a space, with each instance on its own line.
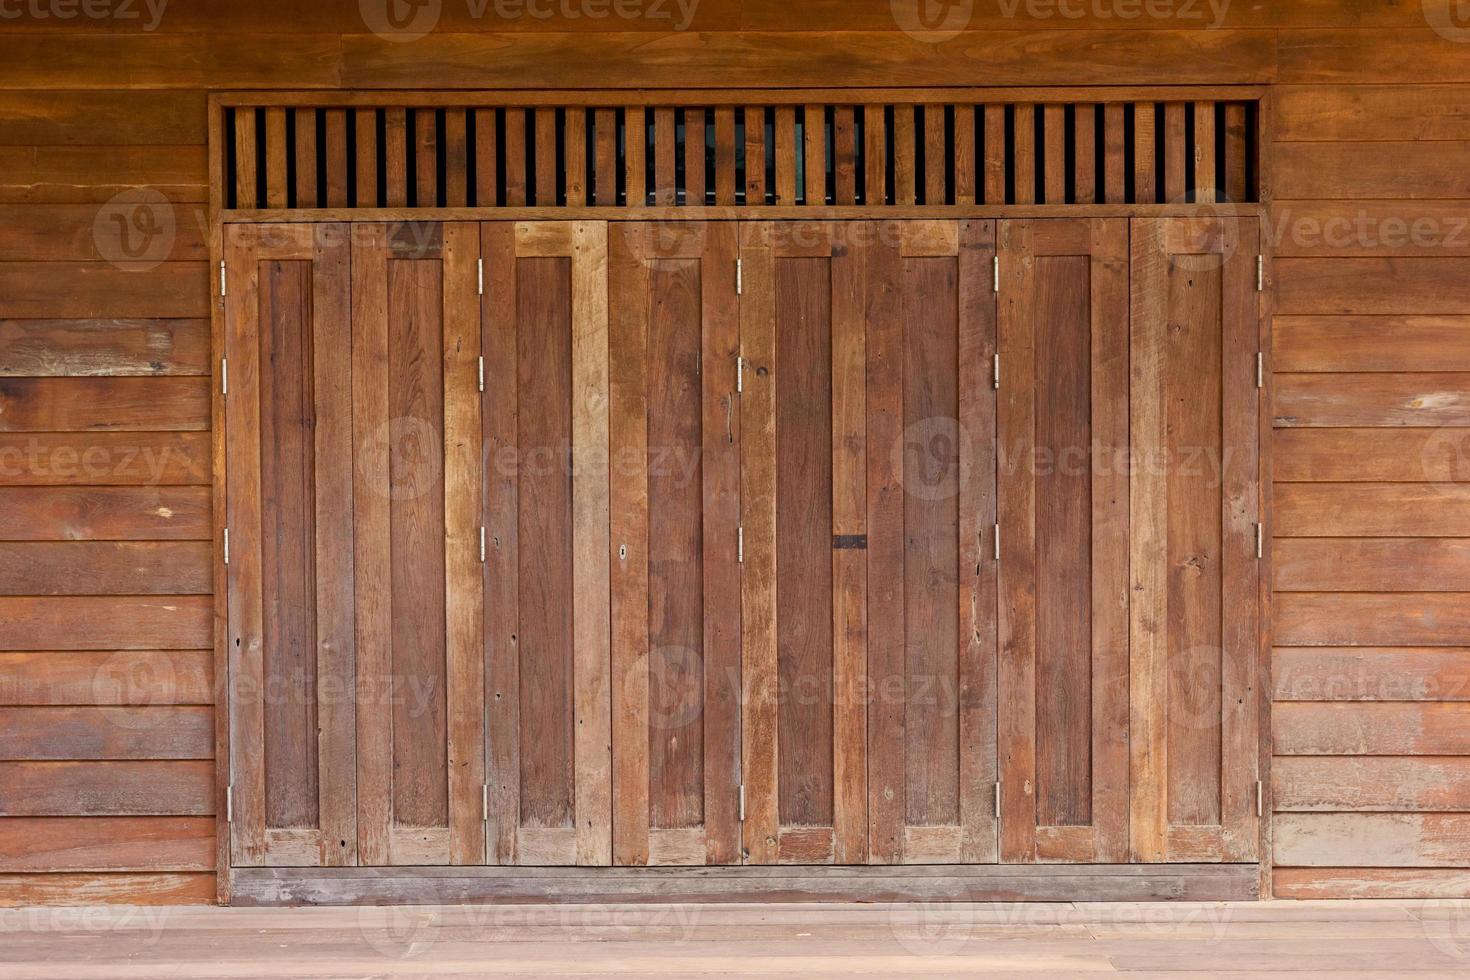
351, 222, 482, 866
1130, 217, 1261, 863
997, 217, 1130, 864
609, 222, 741, 866
225, 223, 356, 868
482, 221, 611, 866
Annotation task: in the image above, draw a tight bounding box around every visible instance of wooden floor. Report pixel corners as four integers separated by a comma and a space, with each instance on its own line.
2, 901, 1468, 977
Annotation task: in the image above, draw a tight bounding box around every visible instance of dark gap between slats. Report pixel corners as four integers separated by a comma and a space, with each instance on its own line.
1122, 104, 1136, 205
254, 108, 268, 207
225, 108, 238, 209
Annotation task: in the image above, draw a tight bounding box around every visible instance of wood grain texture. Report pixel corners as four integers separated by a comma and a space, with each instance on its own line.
1274, 316, 1470, 371
0, 542, 210, 595
0, 650, 211, 707
0, 816, 213, 872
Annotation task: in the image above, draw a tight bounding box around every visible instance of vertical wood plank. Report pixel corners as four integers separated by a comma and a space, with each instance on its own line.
571, 221, 612, 866
1134, 102, 1156, 204
442, 223, 483, 865
294, 108, 318, 209
833, 107, 856, 206
983, 105, 1006, 205
481, 222, 518, 865
1164, 102, 1186, 203
384, 109, 407, 208
654, 107, 677, 207
714, 107, 737, 207
1074, 105, 1096, 205
625, 107, 646, 208
863, 105, 886, 207
1012, 105, 1035, 205
1043, 104, 1065, 205
445, 110, 468, 208
774, 106, 797, 206
504, 109, 526, 207
1104, 104, 1126, 204
805, 104, 827, 206
893, 104, 916, 206
608, 225, 650, 867
684, 108, 706, 206
234, 110, 257, 209
1195, 101, 1217, 203
1224, 103, 1247, 202
474, 110, 498, 208
564, 107, 586, 207
739, 223, 778, 864
415, 108, 438, 207
264, 107, 286, 209
954, 105, 976, 206
349, 109, 373, 209
924, 104, 945, 205
594, 109, 617, 207
535, 108, 557, 207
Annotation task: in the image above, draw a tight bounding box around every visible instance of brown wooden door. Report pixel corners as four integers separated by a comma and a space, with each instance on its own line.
225, 223, 357, 868
996, 218, 1131, 864
1129, 217, 1261, 863
607, 222, 743, 866
350, 222, 483, 866
481, 221, 612, 866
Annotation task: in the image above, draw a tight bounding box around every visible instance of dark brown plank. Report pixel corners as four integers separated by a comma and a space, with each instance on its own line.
0, 760, 213, 816
0, 318, 208, 376
0, 487, 209, 541
0, 542, 210, 595
0, 377, 207, 431
0, 706, 212, 760
0, 596, 210, 651
0, 432, 209, 485
0, 263, 207, 319
0, 650, 211, 706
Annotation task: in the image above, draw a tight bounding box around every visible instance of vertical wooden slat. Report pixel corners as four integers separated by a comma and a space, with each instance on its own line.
833, 107, 857, 206
1134, 102, 1156, 204
1224, 103, 1248, 202
384, 109, 407, 208
983, 105, 1005, 205
442, 222, 483, 865
322, 110, 347, 210
1103, 104, 1126, 204
504, 108, 526, 207
1164, 102, 1186, 203
625, 107, 646, 208
924, 104, 945, 205
739, 223, 777, 864
609, 226, 650, 866
349, 109, 372, 209
264, 108, 286, 209
1195, 101, 1217, 203
535, 108, 557, 207
570, 221, 612, 866
594, 109, 618, 207
481, 222, 518, 864
564, 107, 587, 207
863, 106, 886, 206
893, 104, 916, 206
654, 107, 677, 207
1074, 105, 1096, 206
714, 107, 737, 206
954, 105, 976, 206
1043, 104, 1065, 204
474, 110, 498, 208
1012, 105, 1035, 205
774, 106, 797, 205
445, 110, 468, 208
294, 108, 318, 209
415, 109, 438, 208
805, 104, 826, 206
684, 108, 706, 206
234, 110, 257, 209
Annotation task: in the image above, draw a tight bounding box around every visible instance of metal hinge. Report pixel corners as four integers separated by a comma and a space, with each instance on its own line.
221, 358, 228, 396
737, 354, 744, 394
223, 528, 230, 566
1256, 523, 1264, 560
1256, 255, 1264, 292
739, 784, 746, 822
482, 784, 490, 823
737, 526, 744, 564
479, 526, 486, 563
1256, 780, 1264, 818
993, 781, 1001, 818
226, 785, 233, 823
993, 523, 1001, 562
478, 258, 484, 296
992, 255, 1000, 293
220, 260, 227, 298
992, 354, 1000, 391
736, 259, 743, 295
1256, 352, 1264, 389
478, 355, 485, 393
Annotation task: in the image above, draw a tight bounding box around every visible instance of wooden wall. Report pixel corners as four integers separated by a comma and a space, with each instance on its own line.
0, 1, 1467, 903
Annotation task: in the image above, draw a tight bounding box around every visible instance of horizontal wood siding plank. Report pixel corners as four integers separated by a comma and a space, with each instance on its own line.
0, 318, 209, 377
0, 487, 211, 540
1273, 428, 1470, 482
0, 707, 213, 760
0, 35, 341, 89
0, 146, 207, 204
0, 650, 212, 706
1274, 867, 1470, 900
0, 92, 206, 145
1274, 373, 1470, 427
0, 816, 213, 872
1274, 648, 1470, 702
1276, 85, 1470, 142
1271, 202, 1470, 258
1275, 813, 1470, 868
0, 871, 213, 905
0, 760, 213, 816
0, 205, 207, 262
0, 432, 210, 485
1274, 756, 1470, 812
1273, 316, 1470, 372
1274, 593, 1470, 647
1274, 484, 1470, 537
0, 263, 208, 319
1275, 702, 1470, 755
0, 378, 209, 432
1274, 539, 1470, 592
0, 596, 212, 650
0, 542, 211, 595
1275, 142, 1470, 199
1276, 258, 1470, 315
